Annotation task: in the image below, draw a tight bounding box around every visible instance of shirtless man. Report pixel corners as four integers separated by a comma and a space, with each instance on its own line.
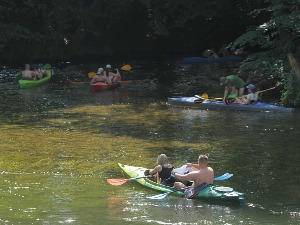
105, 64, 121, 84
107, 68, 121, 84
171, 155, 214, 189
90, 68, 108, 84
21, 64, 41, 80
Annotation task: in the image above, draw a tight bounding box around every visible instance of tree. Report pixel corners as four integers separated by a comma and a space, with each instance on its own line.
231, 0, 300, 106
0, 0, 83, 63
139, 0, 265, 54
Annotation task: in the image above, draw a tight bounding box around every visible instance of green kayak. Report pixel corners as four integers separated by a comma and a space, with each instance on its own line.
118, 163, 246, 204
17, 70, 52, 89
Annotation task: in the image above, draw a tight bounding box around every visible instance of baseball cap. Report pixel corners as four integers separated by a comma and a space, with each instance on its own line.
246, 84, 256, 89
97, 68, 104, 74
220, 77, 227, 85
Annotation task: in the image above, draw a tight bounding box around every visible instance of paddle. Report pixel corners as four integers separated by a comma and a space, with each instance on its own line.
147, 173, 233, 200
195, 93, 208, 100
194, 94, 223, 103
107, 176, 150, 186
224, 85, 279, 105
121, 64, 131, 71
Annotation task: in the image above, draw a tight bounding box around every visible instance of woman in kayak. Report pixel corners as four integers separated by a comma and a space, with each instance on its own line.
144, 154, 174, 186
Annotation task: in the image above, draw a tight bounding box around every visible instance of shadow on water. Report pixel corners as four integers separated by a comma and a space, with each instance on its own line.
0, 61, 299, 224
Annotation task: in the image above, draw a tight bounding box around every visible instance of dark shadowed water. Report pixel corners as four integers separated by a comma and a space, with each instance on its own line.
0, 60, 299, 224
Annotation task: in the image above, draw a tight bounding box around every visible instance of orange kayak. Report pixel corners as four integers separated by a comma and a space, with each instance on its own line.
90, 82, 121, 92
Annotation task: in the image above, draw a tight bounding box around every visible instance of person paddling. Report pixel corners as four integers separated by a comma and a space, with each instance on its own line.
90, 68, 108, 84
21, 64, 42, 80
105, 64, 121, 84
233, 84, 259, 104
144, 154, 174, 186
171, 155, 214, 190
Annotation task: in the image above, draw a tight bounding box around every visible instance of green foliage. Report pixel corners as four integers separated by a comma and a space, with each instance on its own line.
238, 52, 284, 89
232, 0, 300, 106
281, 72, 300, 106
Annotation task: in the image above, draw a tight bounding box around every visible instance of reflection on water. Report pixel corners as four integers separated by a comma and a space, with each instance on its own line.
0, 61, 299, 224
107, 196, 126, 221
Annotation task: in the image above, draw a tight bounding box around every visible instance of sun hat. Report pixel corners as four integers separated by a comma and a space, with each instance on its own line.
246, 84, 256, 89
220, 77, 227, 85
106, 64, 111, 69
97, 68, 104, 74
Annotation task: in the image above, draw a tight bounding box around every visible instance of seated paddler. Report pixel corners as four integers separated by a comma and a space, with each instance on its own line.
144, 154, 174, 186
171, 155, 214, 191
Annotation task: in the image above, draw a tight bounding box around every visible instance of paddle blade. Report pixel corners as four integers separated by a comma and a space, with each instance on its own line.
70, 81, 85, 84
121, 64, 131, 71
107, 178, 128, 186
88, 72, 96, 78
214, 173, 233, 181
201, 93, 208, 99
147, 192, 170, 200
44, 64, 52, 70
121, 80, 133, 84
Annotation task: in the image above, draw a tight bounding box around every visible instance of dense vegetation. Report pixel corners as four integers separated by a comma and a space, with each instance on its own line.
0, 0, 299, 106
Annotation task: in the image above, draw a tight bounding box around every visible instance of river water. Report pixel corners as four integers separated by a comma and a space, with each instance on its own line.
0, 60, 299, 225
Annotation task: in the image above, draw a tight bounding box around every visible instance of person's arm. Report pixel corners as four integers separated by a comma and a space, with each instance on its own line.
33, 70, 42, 79
149, 165, 162, 175
223, 86, 229, 101
186, 163, 199, 170
172, 170, 196, 182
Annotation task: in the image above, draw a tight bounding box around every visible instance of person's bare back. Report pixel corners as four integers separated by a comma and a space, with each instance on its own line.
21, 64, 41, 80
187, 166, 214, 187
172, 155, 214, 189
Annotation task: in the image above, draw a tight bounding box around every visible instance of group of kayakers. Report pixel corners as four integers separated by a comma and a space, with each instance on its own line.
145, 154, 214, 197
90, 64, 121, 85
219, 75, 258, 105
20, 63, 121, 85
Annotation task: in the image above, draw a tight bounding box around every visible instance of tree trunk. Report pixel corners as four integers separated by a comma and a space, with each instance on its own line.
287, 53, 300, 80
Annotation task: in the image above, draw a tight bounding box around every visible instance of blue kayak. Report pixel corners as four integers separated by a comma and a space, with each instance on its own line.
168, 97, 294, 113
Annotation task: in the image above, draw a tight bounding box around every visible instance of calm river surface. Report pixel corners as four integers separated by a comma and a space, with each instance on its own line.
0, 60, 299, 225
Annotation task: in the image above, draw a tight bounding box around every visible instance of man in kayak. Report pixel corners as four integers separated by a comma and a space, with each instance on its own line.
171, 155, 214, 190
21, 64, 42, 80
220, 75, 245, 102
90, 68, 108, 84
105, 64, 121, 84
